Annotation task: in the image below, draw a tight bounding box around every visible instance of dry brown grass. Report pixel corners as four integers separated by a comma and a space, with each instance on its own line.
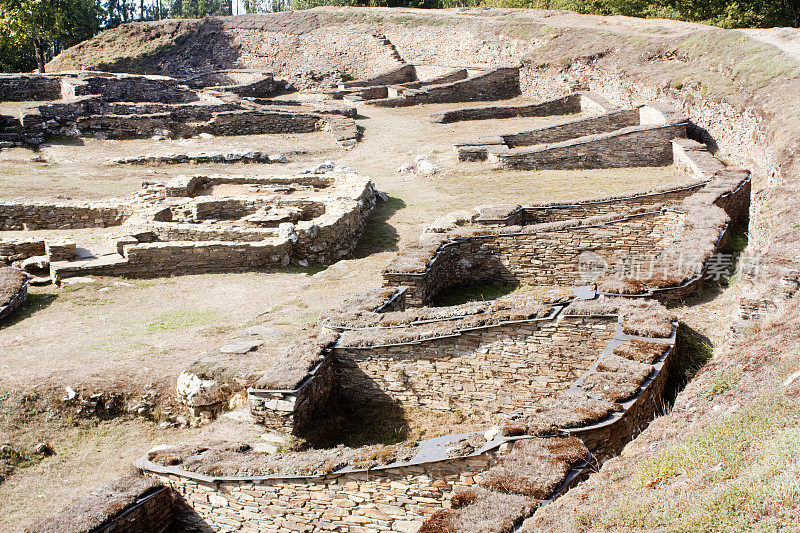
581, 372, 643, 402
566, 297, 676, 338
253, 327, 339, 390
148, 439, 419, 477
0, 267, 28, 309
23, 475, 159, 533
419, 509, 459, 533
456, 487, 537, 533
612, 340, 668, 364
335, 302, 553, 347
480, 436, 587, 499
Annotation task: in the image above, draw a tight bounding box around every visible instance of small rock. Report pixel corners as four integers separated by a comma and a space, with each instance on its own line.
376, 191, 389, 202
219, 338, 263, 354
484, 426, 501, 442
268, 153, 288, 163
159, 421, 173, 429
35, 443, 54, 456
198, 132, 214, 140
416, 159, 439, 175
397, 163, 414, 174
64, 387, 77, 401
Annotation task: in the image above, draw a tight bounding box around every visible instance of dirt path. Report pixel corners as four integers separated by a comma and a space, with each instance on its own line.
739, 28, 800, 63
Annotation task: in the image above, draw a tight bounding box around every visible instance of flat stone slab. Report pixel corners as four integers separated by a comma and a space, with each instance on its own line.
219, 338, 264, 354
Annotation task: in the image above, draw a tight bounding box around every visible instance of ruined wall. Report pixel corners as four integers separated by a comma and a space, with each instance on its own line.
0, 239, 45, 264
334, 316, 616, 418
149, 454, 493, 533
0, 75, 62, 101
430, 93, 582, 123
0, 202, 129, 230
502, 109, 640, 147
385, 211, 684, 306
492, 123, 687, 170
516, 184, 706, 225
371, 68, 520, 107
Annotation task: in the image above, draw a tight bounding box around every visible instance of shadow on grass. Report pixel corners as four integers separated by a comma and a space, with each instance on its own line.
662, 322, 714, 409
352, 196, 406, 258
431, 282, 517, 307
299, 393, 409, 449
0, 292, 57, 329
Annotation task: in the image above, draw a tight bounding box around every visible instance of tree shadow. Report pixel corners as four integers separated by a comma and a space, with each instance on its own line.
95, 19, 242, 75
352, 196, 406, 258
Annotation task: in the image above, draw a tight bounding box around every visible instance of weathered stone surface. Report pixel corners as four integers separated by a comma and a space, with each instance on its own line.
176, 372, 226, 407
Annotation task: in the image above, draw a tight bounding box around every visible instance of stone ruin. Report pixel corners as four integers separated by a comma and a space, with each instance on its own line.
1, 170, 376, 284
5, 29, 754, 533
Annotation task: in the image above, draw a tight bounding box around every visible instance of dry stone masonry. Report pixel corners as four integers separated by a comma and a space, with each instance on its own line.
0, 172, 377, 282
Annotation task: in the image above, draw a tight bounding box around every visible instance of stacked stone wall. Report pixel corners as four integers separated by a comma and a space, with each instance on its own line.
148, 454, 493, 533
502, 109, 639, 147
371, 67, 520, 107
333, 316, 616, 418
250, 354, 336, 430
492, 123, 687, 170
385, 211, 683, 306
0, 74, 62, 101
0, 202, 129, 230
0, 239, 45, 264
515, 185, 705, 225
430, 93, 582, 123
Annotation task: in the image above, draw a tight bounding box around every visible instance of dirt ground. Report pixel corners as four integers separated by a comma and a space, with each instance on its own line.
0, 98, 696, 530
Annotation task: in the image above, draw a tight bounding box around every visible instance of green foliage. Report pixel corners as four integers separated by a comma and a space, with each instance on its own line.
0, 0, 102, 72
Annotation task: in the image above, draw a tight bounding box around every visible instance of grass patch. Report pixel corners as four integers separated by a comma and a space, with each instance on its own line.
353, 196, 405, 258
144, 310, 217, 332
634, 395, 797, 489
705, 366, 744, 397
675, 322, 714, 383
431, 283, 517, 307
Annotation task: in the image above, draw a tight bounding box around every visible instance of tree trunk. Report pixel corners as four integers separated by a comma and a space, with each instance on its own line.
33, 39, 45, 73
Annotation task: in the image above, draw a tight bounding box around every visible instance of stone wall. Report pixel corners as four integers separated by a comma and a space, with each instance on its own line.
370, 67, 520, 107
0, 238, 45, 264
512, 184, 706, 225
0, 74, 62, 101
75, 109, 322, 139
430, 93, 582, 124
502, 109, 640, 147
67, 73, 198, 103
249, 354, 336, 431
92, 487, 174, 533
341, 63, 417, 88
147, 454, 494, 533
384, 211, 683, 306
333, 316, 616, 419
491, 123, 687, 170
0, 201, 129, 230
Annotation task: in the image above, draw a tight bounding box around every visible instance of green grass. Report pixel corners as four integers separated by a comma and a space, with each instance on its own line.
675, 322, 714, 383
431, 282, 517, 307
144, 309, 218, 332
634, 395, 797, 489
704, 366, 744, 397
353, 196, 406, 258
